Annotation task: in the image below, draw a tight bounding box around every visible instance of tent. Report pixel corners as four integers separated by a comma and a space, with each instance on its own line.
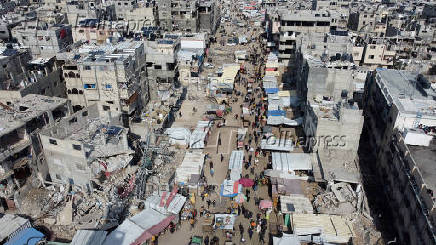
5, 228, 44, 245
220, 179, 241, 197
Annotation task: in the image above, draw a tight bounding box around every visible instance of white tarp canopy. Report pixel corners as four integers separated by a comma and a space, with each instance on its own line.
229, 150, 244, 180
189, 121, 211, 149
144, 192, 187, 215
261, 138, 294, 152
103, 208, 167, 245
272, 152, 312, 172
291, 214, 353, 244
273, 234, 301, 245
214, 214, 236, 230
71, 230, 107, 245
267, 116, 303, 126
165, 127, 191, 145
176, 151, 205, 184
280, 194, 314, 214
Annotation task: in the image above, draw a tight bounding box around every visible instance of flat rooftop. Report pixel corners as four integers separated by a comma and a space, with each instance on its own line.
408, 139, 436, 192
0, 94, 67, 137
281, 10, 331, 22
377, 69, 436, 118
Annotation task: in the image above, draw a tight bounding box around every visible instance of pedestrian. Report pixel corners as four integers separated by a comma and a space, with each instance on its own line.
212, 200, 216, 207
246, 189, 251, 202
220, 154, 224, 162
248, 227, 253, 239
259, 231, 265, 243
241, 205, 246, 217
218, 137, 222, 146
239, 223, 244, 235
204, 236, 210, 245
179, 111, 182, 117
207, 199, 211, 209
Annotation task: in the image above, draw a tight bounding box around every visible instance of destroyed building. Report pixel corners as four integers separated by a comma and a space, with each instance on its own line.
39, 103, 134, 192
0, 94, 71, 212
156, 0, 199, 32
198, 0, 220, 34
295, 33, 366, 153
145, 35, 180, 102
363, 69, 436, 245
0, 56, 66, 105
11, 21, 73, 58
60, 40, 146, 117
278, 10, 332, 67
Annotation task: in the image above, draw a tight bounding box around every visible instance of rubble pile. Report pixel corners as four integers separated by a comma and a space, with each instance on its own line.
313, 182, 363, 215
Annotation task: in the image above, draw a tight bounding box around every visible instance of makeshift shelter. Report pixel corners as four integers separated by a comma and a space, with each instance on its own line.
165, 127, 191, 146
220, 179, 242, 197
291, 214, 354, 244
189, 121, 212, 149
176, 151, 205, 185
228, 150, 244, 180
267, 116, 303, 126
144, 191, 187, 215
214, 214, 236, 229
272, 152, 313, 172
237, 128, 247, 148
261, 138, 294, 152
71, 230, 107, 245
272, 234, 301, 245
103, 208, 172, 245
280, 194, 314, 214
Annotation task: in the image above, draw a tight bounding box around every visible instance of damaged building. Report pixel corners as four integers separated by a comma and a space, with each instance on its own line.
39, 103, 134, 192
60, 40, 146, 117
0, 56, 66, 105
363, 69, 436, 245
0, 94, 71, 212
156, 0, 199, 32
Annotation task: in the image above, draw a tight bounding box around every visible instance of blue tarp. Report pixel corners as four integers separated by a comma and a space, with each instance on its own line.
6, 228, 44, 245
267, 110, 286, 117
220, 183, 239, 198
265, 88, 279, 94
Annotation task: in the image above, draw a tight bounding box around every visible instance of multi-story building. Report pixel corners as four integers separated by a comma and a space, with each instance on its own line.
198, 0, 219, 34
39, 103, 133, 191
0, 55, 66, 105
278, 10, 332, 66
0, 95, 71, 211
361, 41, 395, 69
145, 35, 180, 101
348, 11, 377, 32
156, 0, 199, 32
62, 41, 146, 116
11, 21, 73, 58
363, 69, 436, 245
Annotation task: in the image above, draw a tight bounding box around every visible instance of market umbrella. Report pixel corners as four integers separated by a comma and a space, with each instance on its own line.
238, 178, 254, 187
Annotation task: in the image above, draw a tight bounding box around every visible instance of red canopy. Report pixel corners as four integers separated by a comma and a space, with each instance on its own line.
238, 178, 254, 187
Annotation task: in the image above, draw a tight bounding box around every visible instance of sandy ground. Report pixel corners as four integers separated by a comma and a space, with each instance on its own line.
158, 13, 276, 244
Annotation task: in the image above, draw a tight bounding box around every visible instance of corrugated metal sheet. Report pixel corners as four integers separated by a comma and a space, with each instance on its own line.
280, 194, 313, 214
71, 230, 107, 245
175, 151, 205, 184
260, 138, 293, 152
272, 152, 312, 171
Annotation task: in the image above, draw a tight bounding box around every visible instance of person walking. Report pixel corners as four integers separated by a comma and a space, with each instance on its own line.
220, 154, 224, 162
239, 223, 244, 236
248, 227, 253, 240
207, 199, 211, 209
212, 200, 216, 207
